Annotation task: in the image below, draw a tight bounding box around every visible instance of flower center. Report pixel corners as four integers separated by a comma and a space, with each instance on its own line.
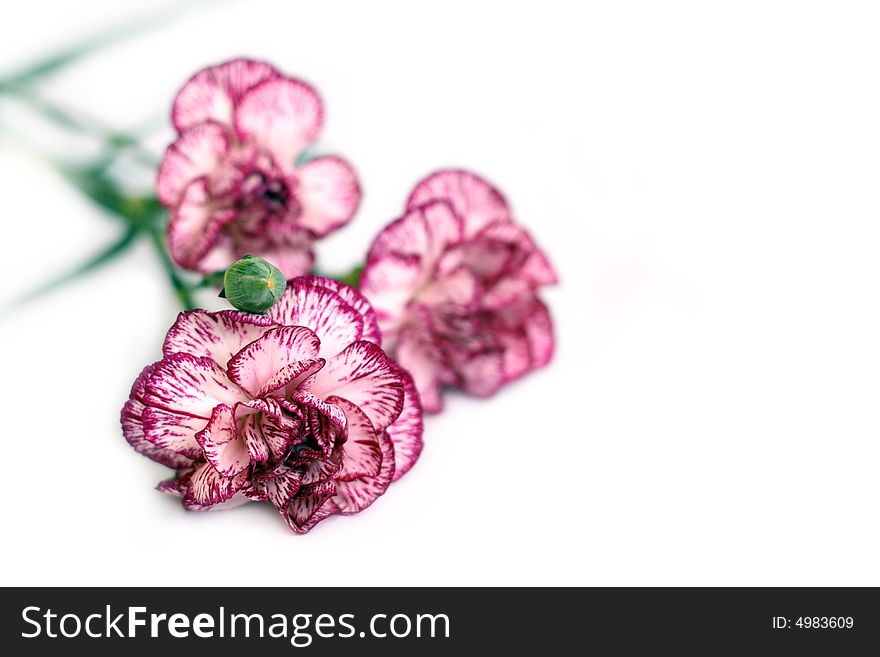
241, 172, 292, 214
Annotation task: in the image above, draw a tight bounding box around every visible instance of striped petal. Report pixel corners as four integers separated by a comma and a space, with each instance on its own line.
194, 404, 249, 477
183, 461, 248, 507
368, 201, 463, 267
172, 59, 279, 131
296, 156, 361, 236
267, 279, 365, 358
183, 492, 251, 512
334, 429, 395, 514
162, 310, 276, 368
235, 397, 301, 462
287, 390, 348, 455
385, 369, 424, 481
478, 221, 558, 286
256, 358, 324, 398
257, 468, 303, 510
394, 309, 450, 413
141, 406, 205, 459
157, 122, 228, 207
306, 341, 405, 432
306, 277, 381, 345
283, 481, 339, 533
328, 396, 382, 480
167, 178, 236, 270
226, 326, 321, 396
299, 448, 344, 486
360, 252, 423, 331
121, 363, 195, 469
244, 225, 316, 280
234, 77, 323, 168
144, 353, 247, 419
406, 169, 511, 238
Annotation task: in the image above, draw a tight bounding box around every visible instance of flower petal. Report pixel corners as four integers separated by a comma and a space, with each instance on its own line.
296, 156, 361, 236
283, 481, 339, 533
157, 477, 186, 497
327, 396, 382, 480
305, 276, 382, 345
121, 363, 195, 469
163, 309, 276, 368
167, 178, 236, 270
234, 77, 323, 168
141, 406, 205, 459
144, 353, 248, 419
267, 279, 365, 358
369, 200, 463, 267
360, 252, 423, 332
394, 309, 450, 413
194, 236, 239, 274
173, 58, 279, 131
406, 169, 511, 237
287, 390, 348, 455
419, 266, 482, 310
454, 348, 505, 398
307, 341, 405, 432
334, 429, 395, 514
183, 492, 251, 512
157, 122, 229, 207
194, 404, 250, 477
478, 221, 558, 286
183, 461, 248, 507
240, 225, 316, 280
226, 326, 321, 396
257, 358, 324, 398
524, 299, 554, 371
235, 398, 300, 462
257, 468, 303, 510
299, 449, 344, 486
385, 369, 424, 481
496, 326, 531, 382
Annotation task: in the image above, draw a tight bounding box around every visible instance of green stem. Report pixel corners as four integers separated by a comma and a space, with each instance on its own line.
195, 272, 226, 289
147, 226, 197, 310
0, 224, 142, 313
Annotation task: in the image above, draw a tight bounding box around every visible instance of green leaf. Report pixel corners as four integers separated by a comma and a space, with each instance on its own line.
197, 271, 227, 289
2, 224, 141, 310
55, 162, 163, 229
335, 264, 364, 288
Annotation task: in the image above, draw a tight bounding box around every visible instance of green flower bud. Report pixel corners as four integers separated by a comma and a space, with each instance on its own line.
221, 255, 286, 314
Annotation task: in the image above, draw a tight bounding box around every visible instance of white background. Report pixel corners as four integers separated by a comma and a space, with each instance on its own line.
1, 0, 879, 586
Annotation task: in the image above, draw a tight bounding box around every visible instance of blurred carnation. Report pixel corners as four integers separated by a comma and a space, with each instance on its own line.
121, 276, 422, 533
157, 59, 361, 278
361, 170, 557, 412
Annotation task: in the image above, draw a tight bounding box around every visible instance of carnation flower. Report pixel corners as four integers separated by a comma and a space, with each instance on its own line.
157, 59, 361, 278
121, 276, 422, 533
360, 170, 557, 412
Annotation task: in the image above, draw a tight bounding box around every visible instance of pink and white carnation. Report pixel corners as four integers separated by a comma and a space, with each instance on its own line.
157, 59, 361, 278
360, 170, 557, 412
121, 276, 422, 533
